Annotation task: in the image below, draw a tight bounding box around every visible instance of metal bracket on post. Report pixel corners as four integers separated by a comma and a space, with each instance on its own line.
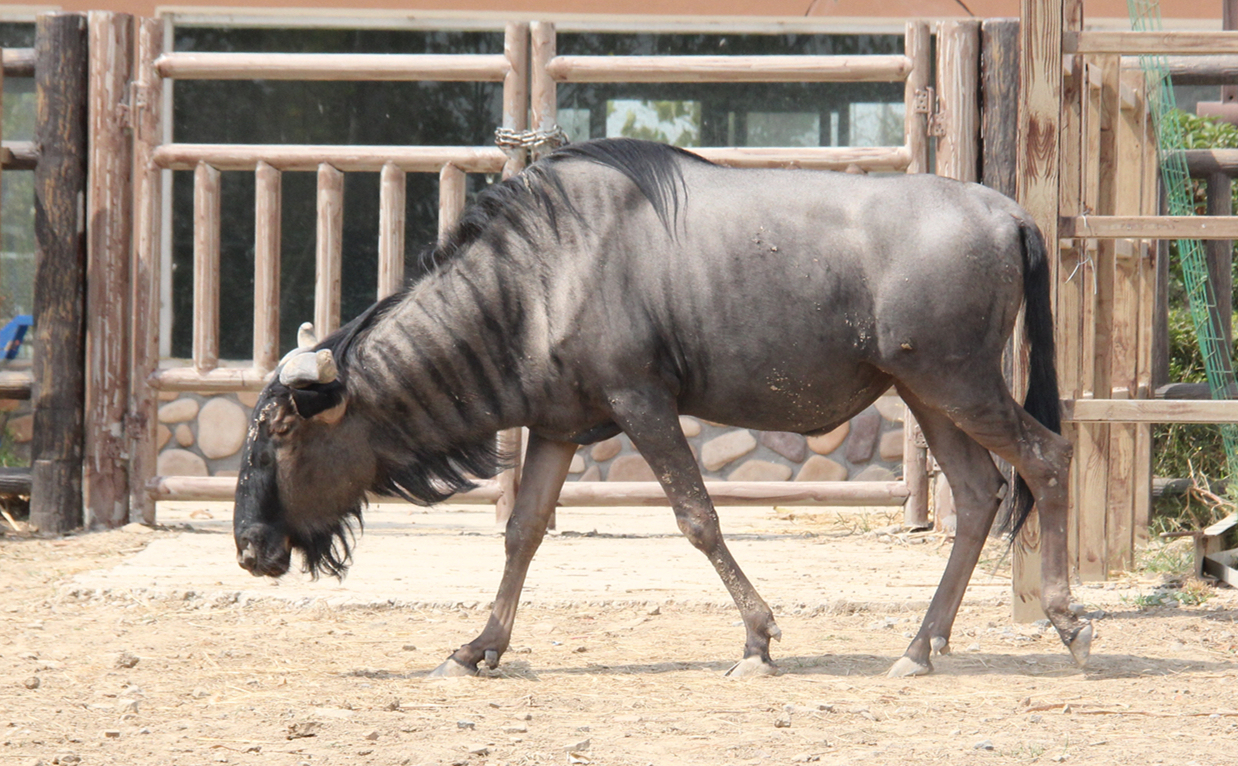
915, 86, 947, 137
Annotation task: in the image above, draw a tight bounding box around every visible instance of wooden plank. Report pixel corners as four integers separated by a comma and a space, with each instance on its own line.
1060, 215, 1238, 239
903, 21, 931, 175
1133, 100, 1157, 548
1012, 0, 1064, 623
935, 20, 981, 182
692, 146, 909, 171
153, 144, 507, 173
1, 140, 38, 170
192, 162, 221, 372
1152, 55, 1238, 86
437, 163, 466, 245
128, 17, 164, 526
1068, 30, 1238, 56
150, 476, 911, 506
83, 11, 134, 529
545, 54, 913, 83
29, 12, 90, 535
501, 22, 529, 177
1186, 148, 1238, 177
377, 162, 405, 300
2, 48, 35, 77
253, 161, 281, 372
0, 370, 33, 399
155, 52, 510, 81
0, 467, 32, 496
314, 163, 344, 337
981, 18, 1020, 197
1064, 398, 1238, 422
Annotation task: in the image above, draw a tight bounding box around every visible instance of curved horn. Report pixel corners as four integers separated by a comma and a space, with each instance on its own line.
275, 322, 320, 369
279, 349, 338, 388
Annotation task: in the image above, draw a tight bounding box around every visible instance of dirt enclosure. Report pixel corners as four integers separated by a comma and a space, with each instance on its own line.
2, 503, 1236, 766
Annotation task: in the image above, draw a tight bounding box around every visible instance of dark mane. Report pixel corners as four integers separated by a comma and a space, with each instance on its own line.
302, 140, 708, 511
416, 138, 712, 282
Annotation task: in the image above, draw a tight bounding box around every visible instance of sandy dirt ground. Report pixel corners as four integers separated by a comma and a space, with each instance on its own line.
2, 502, 1236, 766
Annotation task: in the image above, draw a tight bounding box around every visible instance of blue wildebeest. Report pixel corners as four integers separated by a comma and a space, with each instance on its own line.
233, 138, 1089, 678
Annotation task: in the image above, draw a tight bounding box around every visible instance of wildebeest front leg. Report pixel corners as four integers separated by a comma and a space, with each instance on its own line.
428, 434, 577, 678
611, 391, 781, 677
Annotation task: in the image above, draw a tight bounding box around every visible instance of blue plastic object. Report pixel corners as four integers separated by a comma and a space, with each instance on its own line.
0, 315, 32, 361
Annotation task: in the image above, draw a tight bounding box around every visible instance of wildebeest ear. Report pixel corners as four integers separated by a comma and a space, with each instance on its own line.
289, 380, 347, 422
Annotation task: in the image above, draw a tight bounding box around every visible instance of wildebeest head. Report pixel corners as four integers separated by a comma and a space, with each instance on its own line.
233, 329, 376, 580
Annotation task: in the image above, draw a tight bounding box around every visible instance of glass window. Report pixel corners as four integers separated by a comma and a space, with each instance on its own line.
0, 23, 36, 333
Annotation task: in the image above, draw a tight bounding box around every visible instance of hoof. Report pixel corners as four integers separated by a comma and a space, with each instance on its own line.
930, 636, 950, 656
767, 623, 783, 642
428, 657, 478, 678
725, 655, 779, 678
1067, 621, 1094, 668
484, 649, 499, 669
887, 655, 932, 678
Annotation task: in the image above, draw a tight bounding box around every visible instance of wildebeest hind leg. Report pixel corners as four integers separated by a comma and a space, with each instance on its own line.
888, 394, 1004, 678
610, 390, 781, 677
428, 434, 577, 678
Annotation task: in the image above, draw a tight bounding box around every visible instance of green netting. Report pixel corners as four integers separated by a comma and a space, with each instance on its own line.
1128, 0, 1238, 482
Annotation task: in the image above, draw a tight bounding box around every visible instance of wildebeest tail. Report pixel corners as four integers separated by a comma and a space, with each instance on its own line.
1005, 217, 1062, 540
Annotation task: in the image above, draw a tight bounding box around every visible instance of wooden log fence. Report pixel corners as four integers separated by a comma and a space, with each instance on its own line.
29, 13, 90, 534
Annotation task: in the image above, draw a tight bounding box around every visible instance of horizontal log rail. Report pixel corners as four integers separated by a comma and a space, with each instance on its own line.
1067, 30, 1238, 56
149, 476, 911, 506
0, 370, 33, 399
1129, 55, 1238, 86
155, 52, 511, 82
1, 141, 38, 171
1059, 215, 1238, 240
150, 366, 270, 392
153, 143, 507, 173
693, 145, 909, 171
0, 467, 32, 497
544, 54, 913, 83
1, 48, 34, 77
1063, 398, 1238, 423
1185, 148, 1238, 177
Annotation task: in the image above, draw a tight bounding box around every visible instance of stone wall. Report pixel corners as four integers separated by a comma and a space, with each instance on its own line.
134, 391, 909, 485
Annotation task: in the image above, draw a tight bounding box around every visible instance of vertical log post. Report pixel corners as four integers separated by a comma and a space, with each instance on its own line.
502, 22, 529, 177
1012, 0, 1065, 622
1057, 53, 1085, 573
84, 11, 134, 529
30, 12, 90, 534
1205, 172, 1233, 349
377, 162, 405, 300
898, 20, 933, 529
437, 164, 466, 245
927, 18, 981, 534
314, 163, 343, 337
981, 18, 1021, 531
128, 18, 163, 525
529, 22, 556, 161
192, 161, 221, 373
936, 20, 981, 183
253, 161, 281, 372
903, 21, 931, 175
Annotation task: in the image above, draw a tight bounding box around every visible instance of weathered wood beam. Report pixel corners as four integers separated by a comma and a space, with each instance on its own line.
1068, 31, 1238, 55
155, 52, 510, 81
545, 54, 913, 83
152, 144, 507, 173
1063, 398, 1238, 423
30, 12, 89, 535
1060, 215, 1238, 239
84, 11, 134, 529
